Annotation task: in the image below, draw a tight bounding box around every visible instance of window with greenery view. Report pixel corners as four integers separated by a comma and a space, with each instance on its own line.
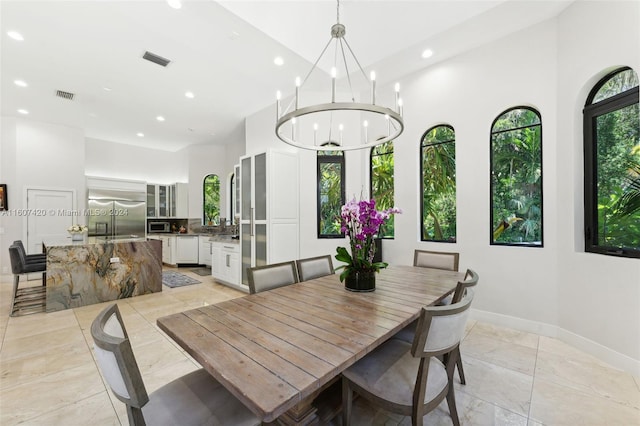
490, 107, 543, 246
584, 67, 639, 258
318, 144, 345, 238
370, 141, 395, 238
421, 125, 456, 242
203, 174, 220, 225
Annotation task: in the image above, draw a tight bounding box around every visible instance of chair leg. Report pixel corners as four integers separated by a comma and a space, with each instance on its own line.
126, 405, 145, 426
341, 378, 352, 426
456, 350, 466, 385
10, 275, 20, 317
445, 382, 460, 426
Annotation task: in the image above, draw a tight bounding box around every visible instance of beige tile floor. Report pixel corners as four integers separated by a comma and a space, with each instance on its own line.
1, 269, 639, 425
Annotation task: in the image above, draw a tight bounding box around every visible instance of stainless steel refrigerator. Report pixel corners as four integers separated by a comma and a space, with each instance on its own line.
87, 188, 146, 240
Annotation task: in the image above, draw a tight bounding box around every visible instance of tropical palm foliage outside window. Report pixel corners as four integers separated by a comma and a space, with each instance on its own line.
490, 107, 543, 246
370, 141, 395, 238
203, 174, 220, 225
318, 144, 345, 238
421, 125, 456, 242
584, 67, 639, 258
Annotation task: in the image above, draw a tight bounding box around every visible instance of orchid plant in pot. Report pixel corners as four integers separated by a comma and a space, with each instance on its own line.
335, 198, 401, 292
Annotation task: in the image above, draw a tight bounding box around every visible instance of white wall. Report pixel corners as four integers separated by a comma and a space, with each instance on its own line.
0, 118, 86, 274
185, 144, 229, 222
243, 2, 640, 374
555, 0, 640, 370
85, 137, 188, 184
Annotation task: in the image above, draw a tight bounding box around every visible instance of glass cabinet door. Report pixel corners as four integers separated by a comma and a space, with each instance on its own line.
158, 185, 168, 217
146, 184, 156, 217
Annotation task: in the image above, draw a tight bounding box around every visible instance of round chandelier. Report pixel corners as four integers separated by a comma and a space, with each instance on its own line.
275, 1, 404, 151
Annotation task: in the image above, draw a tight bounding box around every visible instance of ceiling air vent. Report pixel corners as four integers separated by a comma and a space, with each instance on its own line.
142, 51, 171, 67
56, 90, 75, 100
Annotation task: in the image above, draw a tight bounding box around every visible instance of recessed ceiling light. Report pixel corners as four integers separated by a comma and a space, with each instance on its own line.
185, 91, 194, 99
274, 56, 284, 66
166, 0, 182, 9
103, 87, 112, 91
421, 49, 434, 59
137, 132, 145, 137
14, 80, 27, 87
7, 31, 24, 41
156, 116, 165, 122
17, 109, 29, 115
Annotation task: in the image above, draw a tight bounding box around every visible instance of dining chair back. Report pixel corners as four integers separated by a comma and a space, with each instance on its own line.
91, 304, 260, 426
413, 249, 460, 271
296, 255, 334, 282
342, 291, 474, 426
451, 268, 479, 304
248, 261, 299, 294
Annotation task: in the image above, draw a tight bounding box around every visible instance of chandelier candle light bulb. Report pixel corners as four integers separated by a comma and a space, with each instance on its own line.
331, 67, 337, 102
370, 71, 376, 104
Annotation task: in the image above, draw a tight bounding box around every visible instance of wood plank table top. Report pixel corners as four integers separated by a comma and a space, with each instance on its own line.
157, 265, 463, 423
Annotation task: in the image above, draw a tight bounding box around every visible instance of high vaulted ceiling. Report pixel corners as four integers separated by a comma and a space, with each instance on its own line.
1, 0, 572, 152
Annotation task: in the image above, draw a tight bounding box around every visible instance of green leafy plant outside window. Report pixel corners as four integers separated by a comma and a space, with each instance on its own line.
370, 141, 395, 238
421, 125, 456, 242
203, 174, 220, 225
318, 146, 345, 238
490, 107, 543, 246
584, 67, 639, 257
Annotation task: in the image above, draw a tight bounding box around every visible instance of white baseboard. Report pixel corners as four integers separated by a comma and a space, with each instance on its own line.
470, 308, 640, 377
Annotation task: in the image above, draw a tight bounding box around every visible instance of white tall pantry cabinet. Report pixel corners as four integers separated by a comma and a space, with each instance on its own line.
239, 150, 299, 286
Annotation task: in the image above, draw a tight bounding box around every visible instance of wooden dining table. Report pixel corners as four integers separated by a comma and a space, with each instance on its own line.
156, 265, 464, 425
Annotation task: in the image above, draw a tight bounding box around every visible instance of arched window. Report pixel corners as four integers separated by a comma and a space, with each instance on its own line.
203, 174, 220, 225
421, 125, 456, 242
370, 141, 394, 238
490, 107, 543, 246
584, 67, 639, 257
317, 143, 345, 238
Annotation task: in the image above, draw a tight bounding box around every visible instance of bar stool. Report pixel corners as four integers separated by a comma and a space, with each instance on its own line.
8, 245, 47, 316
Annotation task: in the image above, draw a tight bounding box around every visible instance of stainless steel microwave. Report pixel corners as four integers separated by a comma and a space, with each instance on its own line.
148, 221, 170, 233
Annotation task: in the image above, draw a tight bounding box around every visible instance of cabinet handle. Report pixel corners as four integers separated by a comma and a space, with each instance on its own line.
250, 207, 255, 236
223, 246, 234, 249
226, 254, 230, 267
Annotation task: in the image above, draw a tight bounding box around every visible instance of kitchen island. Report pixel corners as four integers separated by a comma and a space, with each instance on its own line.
45, 238, 162, 312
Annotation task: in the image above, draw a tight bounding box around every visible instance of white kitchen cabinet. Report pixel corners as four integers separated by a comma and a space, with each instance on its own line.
239, 150, 299, 286
146, 182, 188, 218
172, 183, 189, 218
198, 236, 212, 266
175, 235, 199, 264
159, 235, 176, 265
211, 242, 240, 286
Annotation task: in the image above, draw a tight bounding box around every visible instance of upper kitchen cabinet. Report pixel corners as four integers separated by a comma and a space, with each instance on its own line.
240, 150, 299, 286
147, 182, 188, 218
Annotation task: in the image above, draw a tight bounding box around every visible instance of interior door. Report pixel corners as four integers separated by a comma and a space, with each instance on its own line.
26, 188, 75, 253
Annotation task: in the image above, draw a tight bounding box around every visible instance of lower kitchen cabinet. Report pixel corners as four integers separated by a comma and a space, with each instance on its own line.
175, 235, 199, 264
198, 236, 212, 267
160, 235, 176, 265
211, 242, 240, 286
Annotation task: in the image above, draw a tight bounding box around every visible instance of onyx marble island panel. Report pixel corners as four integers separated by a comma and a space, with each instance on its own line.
46, 239, 162, 312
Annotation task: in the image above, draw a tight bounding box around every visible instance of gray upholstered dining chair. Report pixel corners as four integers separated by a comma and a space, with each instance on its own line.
413, 249, 460, 271
247, 260, 299, 294
342, 290, 474, 426
91, 304, 260, 426
393, 269, 479, 385
295, 255, 334, 282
